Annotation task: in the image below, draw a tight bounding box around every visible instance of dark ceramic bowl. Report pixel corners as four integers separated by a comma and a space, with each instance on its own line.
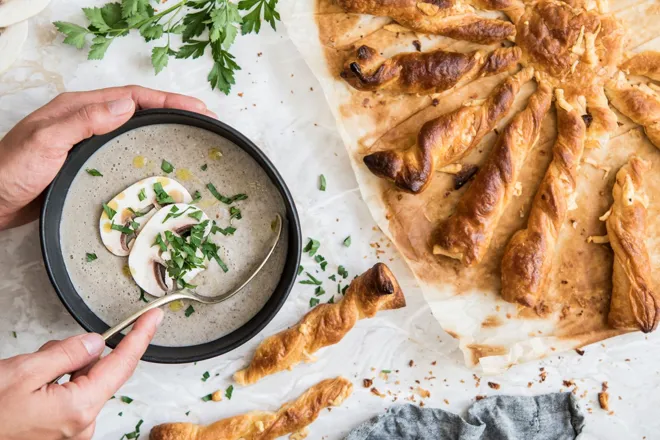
40, 109, 302, 363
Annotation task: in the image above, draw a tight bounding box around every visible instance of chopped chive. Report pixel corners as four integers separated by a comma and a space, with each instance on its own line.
303, 238, 320, 257
192, 190, 202, 203
86, 168, 103, 177
309, 297, 320, 307
201, 393, 213, 402
343, 236, 352, 247
338, 266, 348, 279
201, 371, 210, 382
328, 296, 335, 304
201, 164, 208, 171
229, 206, 242, 221
314, 255, 325, 264
337, 283, 341, 293
188, 210, 203, 221
329, 274, 337, 281
320, 261, 328, 271
342, 285, 349, 295
138, 289, 148, 303
212, 224, 236, 236
138, 188, 147, 202
86, 253, 98, 262
102, 203, 117, 220
127, 207, 147, 218
161, 159, 174, 173
185, 411, 191, 416
297, 265, 304, 275
314, 286, 325, 296
299, 272, 322, 285
153, 233, 167, 252
225, 385, 234, 400
153, 182, 175, 205
381, 369, 392, 374
319, 174, 326, 191
111, 223, 133, 235
11, 331, 16, 338
206, 183, 248, 204
184, 305, 195, 317
120, 396, 133, 404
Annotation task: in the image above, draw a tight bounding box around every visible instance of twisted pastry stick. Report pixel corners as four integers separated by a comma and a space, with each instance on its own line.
605, 72, 660, 149
501, 89, 587, 308
335, 0, 516, 44
363, 67, 533, 193
621, 51, 660, 81
433, 80, 553, 266
584, 86, 618, 149
606, 156, 659, 333
341, 45, 521, 94
149, 377, 353, 440
234, 263, 405, 385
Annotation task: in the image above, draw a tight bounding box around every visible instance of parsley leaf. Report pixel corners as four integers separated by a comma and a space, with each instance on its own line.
309, 297, 320, 307
120, 396, 133, 404
225, 385, 234, 399
152, 45, 170, 75
188, 210, 203, 221
111, 223, 134, 235
229, 206, 242, 222
343, 236, 352, 247
86, 253, 98, 262
102, 203, 117, 220
338, 266, 349, 279
138, 188, 147, 201
314, 286, 325, 296
161, 159, 174, 173
201, 163, 208, 171
201, 393, 213, 402
153, 182, 175, 205
303, 238, 320, 257
201, 371, 210, 381
238, 0, 280, 34
86, 168, 103, 177
206, 183, 248, 204
184, 305, 195, 317
54, 22, 90, 49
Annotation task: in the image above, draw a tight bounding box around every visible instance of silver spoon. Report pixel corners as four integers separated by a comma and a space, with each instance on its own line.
52, 214, 282, 384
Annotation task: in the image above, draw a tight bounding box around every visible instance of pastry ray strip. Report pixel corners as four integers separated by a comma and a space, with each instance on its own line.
234, 263, 405, 385
149, 377, 353, 440
363, 67, 534, 194
500, 89, 587, 309
606, 156, 660, 333
433, 79, 553, 266
335, 0, 516, 44
341, 45, 521, 94
583, 85, 618, 149
605, 72, 660, 149
620, 51, 660, 82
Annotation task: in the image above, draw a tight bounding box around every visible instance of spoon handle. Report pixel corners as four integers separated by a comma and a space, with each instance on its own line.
50, 292, 189, 384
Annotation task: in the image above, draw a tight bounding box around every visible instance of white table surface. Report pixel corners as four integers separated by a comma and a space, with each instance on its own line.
1, 2, 660, 439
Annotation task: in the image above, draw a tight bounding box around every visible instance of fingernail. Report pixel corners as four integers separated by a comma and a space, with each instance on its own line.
107, 98, 135, 115
154, 308, 165, 327
81, 333, 105, 356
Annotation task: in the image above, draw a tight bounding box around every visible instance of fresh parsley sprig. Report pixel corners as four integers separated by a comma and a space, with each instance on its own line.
54, 0, 280, 94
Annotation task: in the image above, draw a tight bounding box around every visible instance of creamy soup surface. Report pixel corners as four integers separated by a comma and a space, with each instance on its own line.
60, 124, 288, 347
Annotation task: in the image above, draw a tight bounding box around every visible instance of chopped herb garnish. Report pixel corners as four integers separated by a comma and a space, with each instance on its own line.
303, 238, 320, 257
127, 207, 147, 218
320, 261, 328, 271
163, 205, 192, 223
329, 274, 337, 281
338, 266, 349, 279
229, 206, 242, 221
121, 419, 143, 439
120, 396, 133, 404
225, 385, 234, 400
300, 272, 322, 285
153, 182, 175, 205
343, 236, 352, 247
314, 286, 325, 296
201, 371, 210, 382
111, 223, 134, 235
342, 285, 349, 295
206, 183, 248, 204
161, 159, 174, 173
153, 233, 167, 252
118, 412, 123, 416
11, 331, 16, 338
184, 305, 195, 317
314, 255, 325, 264
211, 223, 236, 236
137, 188, 147, 202
202, 241, 229, 272
328, 296, 335, 304
319, 174, 326, 191
138, 289, 149, 303
102, 203, 116, 220
297, 265, 304, 276
192, 190, 202, 203
337, 283, 341, 293
188, 210, 203, 221
86, 252, 98, 262
130, 221, 140, 230
309, 297, 320, 307
381, 369, 392, 374
201, 393, 214, 402
185, 411, 191, 416
201, 164, 208, 171
86, 168, 103, 177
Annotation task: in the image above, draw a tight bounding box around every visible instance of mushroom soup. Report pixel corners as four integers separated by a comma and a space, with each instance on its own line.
60, 124, 288, 347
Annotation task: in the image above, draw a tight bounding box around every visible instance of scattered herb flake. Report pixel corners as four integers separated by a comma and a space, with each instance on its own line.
201, 164, 208, 171
201, 393, 213, 402
381, 369, 392, 374
342, 285, 349, 295
185, 411, 191, 416
314, 286, 325, 296
111, 223, 134, 235
303, 238, 320, 257
343, 236, 352, 247
297, 265, 304, 275
329, 274, 337, 281
102, 202, 117, 220
153, 182, 175, 205
201, 371, 210, 382
139, 289, 148, 303
118, 412, 123, 416
206, 183, 248, 204
11, 331, 16, 338
320, 261, 327, 271
153, 233, 167, 252
138, 188, 147, 202
120, 396, 133, 404
192, 190, 202, 203
184, 305, 195, 317
299, 272, 322, 285
338, 266, 348, 279
309, 297, 320, 307
86, 252, 98, 262
161, 159, 174, 173
225, 385, 234, 400
319, 174, 326, 191
212, 224, 236, 236
314, 254, 325, 264
86, 168, 103, 177
130, 220, 140, 230
328, 296, 334, 304
188, 210, 203, 221
229, 206, 242, 221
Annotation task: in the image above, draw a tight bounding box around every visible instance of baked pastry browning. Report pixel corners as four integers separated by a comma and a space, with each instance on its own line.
335, 0, 516, 44
500, 89, 586, 308
149, 377, 353, 440
433, 80, 553, 266
606, 73, 660, 149
341, 45, 521, 94
606, 157, 659, 333
234, 263, 405, 385
621, 51, 660, 81
363, 67, 533, 193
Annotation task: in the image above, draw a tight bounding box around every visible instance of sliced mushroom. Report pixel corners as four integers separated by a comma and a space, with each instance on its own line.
0, 21, 28, 74
128, 203, 212, 297
99, 176, 192, 256
0, 0, 51, 27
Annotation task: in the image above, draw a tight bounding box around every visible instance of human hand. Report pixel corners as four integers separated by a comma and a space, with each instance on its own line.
0, 308, 163, 440
0, 86, 216, 230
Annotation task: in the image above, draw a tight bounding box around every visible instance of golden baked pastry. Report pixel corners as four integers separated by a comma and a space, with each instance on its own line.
149, 377, 353, 440
500, 89, 587, 308
336, 0, 516, 44
433, 79, 553, 266
234, 263, 405, 385
605, 156, 660, 333
620, 51, 660, 81
341, 45, 521, 94
363, 67, 533, 193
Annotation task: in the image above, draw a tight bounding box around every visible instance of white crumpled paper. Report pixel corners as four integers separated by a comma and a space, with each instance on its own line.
0, 1, 659, 439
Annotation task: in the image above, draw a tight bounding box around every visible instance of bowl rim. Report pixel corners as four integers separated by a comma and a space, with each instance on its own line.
40, 108, 302, 364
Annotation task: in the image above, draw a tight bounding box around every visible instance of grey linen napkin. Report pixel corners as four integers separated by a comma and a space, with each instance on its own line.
345, 393, 585, 440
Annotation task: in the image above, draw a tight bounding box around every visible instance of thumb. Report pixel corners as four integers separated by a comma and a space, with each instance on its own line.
42, 98, 136, 154
19, 333, 105, 388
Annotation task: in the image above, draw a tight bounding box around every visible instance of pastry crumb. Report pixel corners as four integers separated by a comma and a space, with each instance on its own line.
587, 235, 610, 244
598, 382, 610, 411
211, 390, 223, 402
370, 387, 385, 398
487, 382, 500, 390
416, 387, 431, 398
363, 378, 373, 388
